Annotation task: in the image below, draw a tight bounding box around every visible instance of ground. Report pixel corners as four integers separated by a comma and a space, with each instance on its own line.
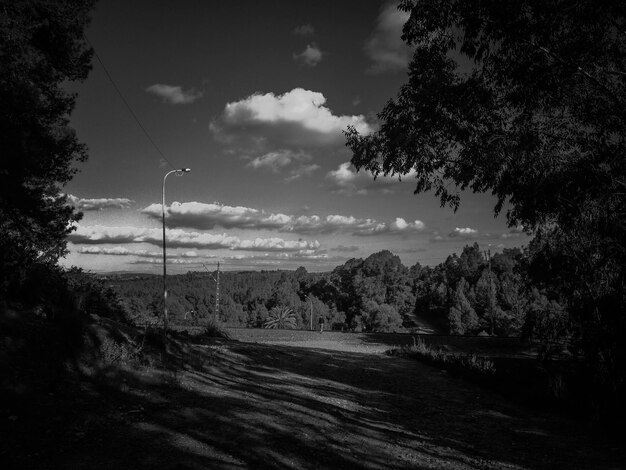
2, 325, 624, 470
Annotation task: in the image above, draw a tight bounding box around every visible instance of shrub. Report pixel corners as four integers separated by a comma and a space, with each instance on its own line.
203, 321, 230, 339
98, 336, 140, 367
264, 306, 297, 329
389, 337, 496, 376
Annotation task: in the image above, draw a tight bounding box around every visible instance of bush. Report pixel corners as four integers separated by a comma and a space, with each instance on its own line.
388, 337, 496, 377
98, 336, 140, 367
203, 322, 230, 339
264, 306, 297, 329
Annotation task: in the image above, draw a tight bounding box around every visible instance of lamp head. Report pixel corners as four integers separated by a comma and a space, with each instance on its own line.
175, 168, 191, 176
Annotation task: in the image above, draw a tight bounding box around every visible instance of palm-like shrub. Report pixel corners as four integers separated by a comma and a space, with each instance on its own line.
264, 306, 297, 329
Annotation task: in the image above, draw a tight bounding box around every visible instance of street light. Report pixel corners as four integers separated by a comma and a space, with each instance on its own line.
162, 168, 190, 328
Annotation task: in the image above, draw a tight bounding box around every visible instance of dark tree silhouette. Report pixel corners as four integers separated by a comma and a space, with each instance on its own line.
345, 0, 625, 416
0, 0, 96, 295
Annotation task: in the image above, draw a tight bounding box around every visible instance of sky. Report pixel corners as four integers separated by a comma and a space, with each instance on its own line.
62, 0, 529, 274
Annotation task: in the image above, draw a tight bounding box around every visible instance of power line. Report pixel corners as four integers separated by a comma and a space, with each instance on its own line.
83, 34, 176, 171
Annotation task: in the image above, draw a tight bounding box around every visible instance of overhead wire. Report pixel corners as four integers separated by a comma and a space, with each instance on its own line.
83, 34, 176, 171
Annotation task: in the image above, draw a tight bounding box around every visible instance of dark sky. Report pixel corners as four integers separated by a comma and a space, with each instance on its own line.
62, 0, 528, 273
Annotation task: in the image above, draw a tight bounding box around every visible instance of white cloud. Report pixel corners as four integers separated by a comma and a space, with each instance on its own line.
210, 88, 372, 150
326, 162, 416, 195
142, 202, 289, 231
352, 217, 425, 237
66, 194, 134, 211
293, 43, 323, 67
286, 213, 424, 236
130, 258, 200, 265
146, 84, 204, 105
247, 149, 308, 170
431, 227, 481, 242
222, 88, 370, 134
451, 227, 478, 237
293, 24, 315, 36
246, 150, 320, 181
141, 201, 425, 236
68, 224, 321, 252
237, 238, 320, 252
78, 246, 200, 258
364, 3, 412, 74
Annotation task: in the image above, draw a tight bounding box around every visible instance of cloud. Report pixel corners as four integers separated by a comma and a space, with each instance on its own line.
430, 227, 482, 242
68, 224, 320, 252
246, 150, 320, 181
79, 246, 200, 258
293, 43, 323, 67
364, 3, 412, 74
286, 213, 424, 236
141, 201, 425, 236
146, 84, 204, 105
352, 217, 425, 237
293, 24, 315, 36
450, 227, 479, 237
248, 150, 305, 171
210, 88, 372, 150
66, 194, 134, 211
326, 162, 416, 195
285, 164, 320, 182
236, 238, 320, 252
142, 202, 289, 231
130, 258, 200, 265
500, 226, 527, 239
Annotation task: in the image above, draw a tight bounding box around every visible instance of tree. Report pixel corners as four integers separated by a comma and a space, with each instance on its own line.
366, 303, 403, 333
448, 278, 479, 335
345, 0, 625, 416
1, 0, 96, 296
347, 0, 625, 231
524, 288, 569, 361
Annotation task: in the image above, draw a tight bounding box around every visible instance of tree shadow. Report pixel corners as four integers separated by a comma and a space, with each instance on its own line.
3, 329, 623, 470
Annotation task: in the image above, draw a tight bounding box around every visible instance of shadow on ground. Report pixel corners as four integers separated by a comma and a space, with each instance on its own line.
2, 330, 624, 470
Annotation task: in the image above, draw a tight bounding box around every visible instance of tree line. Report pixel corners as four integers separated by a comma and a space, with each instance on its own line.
108, 245, 565, 341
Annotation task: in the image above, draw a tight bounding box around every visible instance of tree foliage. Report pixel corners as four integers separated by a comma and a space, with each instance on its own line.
414, 244, 531, 336
347, 0, 625, 231
345, 0, 625, 416
0, 0, 96, 295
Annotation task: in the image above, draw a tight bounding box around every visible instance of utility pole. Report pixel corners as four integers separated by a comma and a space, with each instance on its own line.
308, 295, 313, 331
484, 248, 495, 335
215, 262, 220, 323
202, 262, 221, 324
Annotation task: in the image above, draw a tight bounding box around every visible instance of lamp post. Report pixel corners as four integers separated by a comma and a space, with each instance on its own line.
162, 168, 191, 328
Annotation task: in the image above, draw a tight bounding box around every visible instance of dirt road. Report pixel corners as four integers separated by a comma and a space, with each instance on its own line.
4, 332, 624, 469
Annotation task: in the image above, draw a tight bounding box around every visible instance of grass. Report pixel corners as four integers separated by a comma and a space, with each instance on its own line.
387, 336, 497, 377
